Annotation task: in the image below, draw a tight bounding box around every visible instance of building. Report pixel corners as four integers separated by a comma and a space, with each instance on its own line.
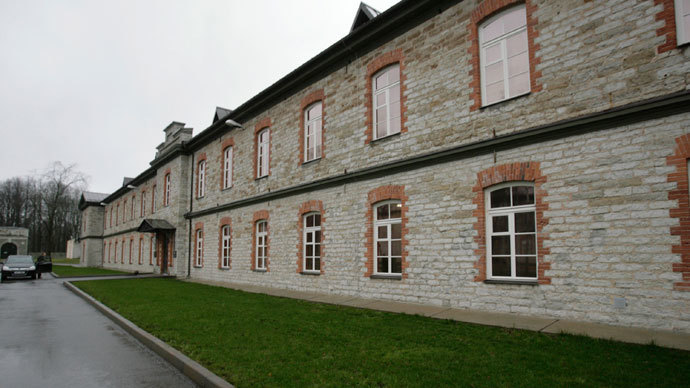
80, 0, 690, 333
65, 238, 82, 261
0, 227, 29, 259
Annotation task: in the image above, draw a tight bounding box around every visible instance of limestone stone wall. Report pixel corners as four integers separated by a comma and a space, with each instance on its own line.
187, 111, 690, 332
0, 227, 29, 257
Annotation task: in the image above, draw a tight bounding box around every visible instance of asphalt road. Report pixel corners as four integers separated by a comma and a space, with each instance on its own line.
0, 274, 196, 388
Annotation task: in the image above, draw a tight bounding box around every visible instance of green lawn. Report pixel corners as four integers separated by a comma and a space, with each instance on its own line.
73, 278, 690, 388
52, 258, 81, 264
52, 266, 129, 277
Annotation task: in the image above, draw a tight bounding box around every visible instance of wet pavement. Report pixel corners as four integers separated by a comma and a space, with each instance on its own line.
0, 274, 196, 387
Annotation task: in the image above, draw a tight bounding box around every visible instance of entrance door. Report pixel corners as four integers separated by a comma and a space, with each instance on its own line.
1, 243, 17, 259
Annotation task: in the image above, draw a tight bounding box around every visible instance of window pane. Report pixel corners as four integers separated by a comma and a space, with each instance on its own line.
314, 230, 321, 243
306, 232, 312, 243
389, 99, 401, 120
375, 73, 387, 90
376, 92, 386, 107
516, 256, 536, 277
376, 121, 388, 138
515, 211, 535, 233
516, 234, 536, 255
306, 245, 313, 257
314, 258, 321, 270
313, 214, 321, 226
306, 258, 313, 271
506, 30, 528, 57
507, 51, 529, 77
377, 204, 389, 220
485, 81, 505, 104
485, 43, 502, 63
377, 225, 387, 239
377, 241, 388, 256
508, 72, 530, 97
377, 257, 388, 273
391, 257, 402, 274
314, 244, 320, 257
389, 117, 401, 134
482, 19, 502, 42
491, 235, 511, 255
306, 215, 313, 227
390, 203, 402, 219
485, 61, 504, 85
503, 7, 526, 33
391, 240, 401, 256
492, 215, 509, 233
391, 223, 401, 239
389, 84, 400, 103
490, 187, 511, 208
388, 65, 400, 83
512, 186, 534, 205
491, 257, 511, 276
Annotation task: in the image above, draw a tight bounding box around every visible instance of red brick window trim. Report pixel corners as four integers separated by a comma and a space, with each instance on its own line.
254, 118, 271, 179
218, 217, 232, 269
365, 185, 409, 278
655, 0, 683, 53
220, 138, 235, 190
467, 0, 542, 111
194, 222, 204, 268
299, 89, 326, 165
365, 49, 408, 145
666, 134, 690, 291
251, 210, 270, 271
196, 153, 207, 199
296, 200, 325, 274
472, 162, 551, 284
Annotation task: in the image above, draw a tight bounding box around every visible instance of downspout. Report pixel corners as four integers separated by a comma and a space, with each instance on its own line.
187, 150, 195, 278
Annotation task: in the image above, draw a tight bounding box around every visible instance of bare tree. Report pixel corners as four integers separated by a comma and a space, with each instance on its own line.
40, 162, 87, 254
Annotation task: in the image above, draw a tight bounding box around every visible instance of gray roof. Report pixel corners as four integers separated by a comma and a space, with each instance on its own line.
214, 107, 233, 123
350, 2, 380, 32
137, 219, 176, 232
82, 191, 108, 203
122, 177, 134, 187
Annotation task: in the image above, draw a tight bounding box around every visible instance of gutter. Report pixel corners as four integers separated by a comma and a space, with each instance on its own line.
185, 89, 690, 219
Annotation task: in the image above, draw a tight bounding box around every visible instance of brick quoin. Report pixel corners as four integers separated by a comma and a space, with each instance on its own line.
296, 200, 325, 274
253, 118, 272, 179
467, 0, 542, 111
218, 217, 232, 269
195, 152, 207, 198
655, 0, 678, 54
194, 222, 204, 268
472, 161, 551, 283
364, 49, 408, 145
251, 210, 270, 271
365, 185, 409, 278
220, 137, 235, 190
298, 89, 326, 165
666, 134, 690, 291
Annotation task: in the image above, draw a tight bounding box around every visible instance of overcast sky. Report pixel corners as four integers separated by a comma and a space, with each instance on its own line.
0, 0, 399, 194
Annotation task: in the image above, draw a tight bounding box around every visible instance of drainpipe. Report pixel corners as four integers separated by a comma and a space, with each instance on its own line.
187, 151, 194, 278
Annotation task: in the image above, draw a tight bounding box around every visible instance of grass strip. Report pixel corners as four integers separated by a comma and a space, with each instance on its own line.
74, 278, 690, 388
53, 266, 129, 277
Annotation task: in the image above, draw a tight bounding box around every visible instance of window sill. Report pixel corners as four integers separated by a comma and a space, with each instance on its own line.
370, 274, 402, 280
301, 157, 321, 166
300, 271, 320, 276
219, 267, 230, 271
255, 175, 269, 181
370, 131, 401, 145
252, 268, 267, 273
484, 279, 538, 286
193, 265, 202, 269
480, 91, 531, 110
221, 185, 233, 192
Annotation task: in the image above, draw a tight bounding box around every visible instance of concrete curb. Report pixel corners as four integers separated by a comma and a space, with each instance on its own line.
51, 272, 135, 279
64, 281, 234, 388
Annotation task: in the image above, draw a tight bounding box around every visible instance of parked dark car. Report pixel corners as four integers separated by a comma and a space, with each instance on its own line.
1, 255, 37, 280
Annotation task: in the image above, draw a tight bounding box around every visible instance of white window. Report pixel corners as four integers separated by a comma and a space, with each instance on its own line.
141, 191, 147, 217
304, 102, 322, 162
221, 225, 231, 268
164, 174, 171, 206
486, 183, 537, 280
131, 195, 135, 219
195, 229, 203, 267
374, 201, 402, 275
479, 5, 530, 106
151, 185, 157, 213
257, 129, 270, 178
676, 0, 690, 45
255, 220, 267, 270
372, 64, 401, 139
138, 239, 143, 265
303, 213, 321, 272
223, 147, 233, 189
197, 160, 206, 198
